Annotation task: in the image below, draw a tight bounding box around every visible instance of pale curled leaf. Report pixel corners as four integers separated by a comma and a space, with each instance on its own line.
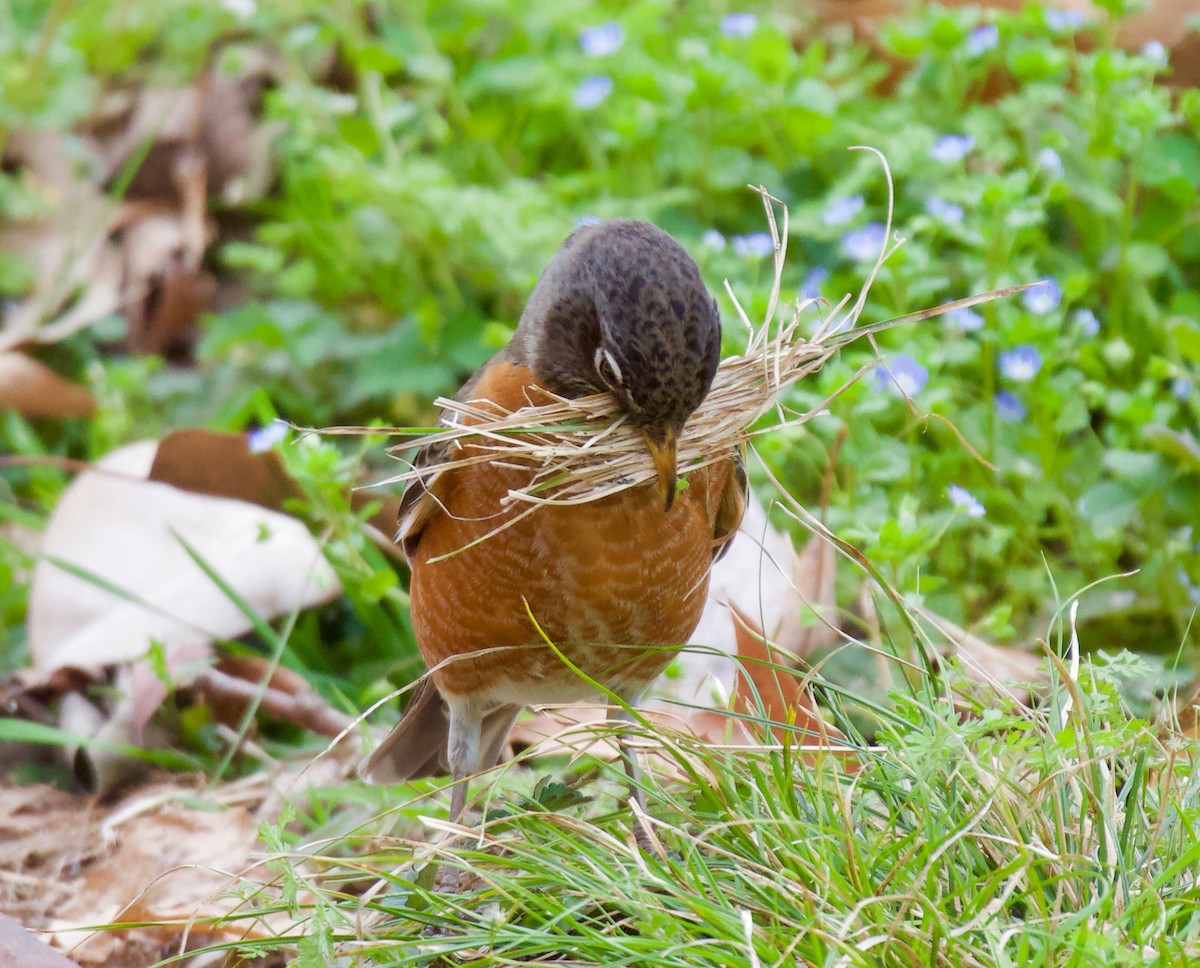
29, 441, 340, 673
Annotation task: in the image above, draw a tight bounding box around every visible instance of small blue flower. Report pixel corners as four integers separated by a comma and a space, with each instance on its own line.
966, 23, 999, 57
1173, 377, 1193, 401
1000, 345, 1043, 381
1022, 278, 1061, 315
1072, 308, 1100, 336
573, 75, 613, 109
720, 12, 757, 38
247, 419, 288, 453
575, 214, 601, 228
1045, 9, 1087, 31
801, 266, 829, 300
873, 353, 928, 397
945, 307, 985, 333
840, 222, 886, 262
701, 229, 727, 251
1037, 147, 1064, 178
930, 134, 975, 163
579, 22, 623, 57
822, 195, 864, 227
731, 232, 774, 258
947, 484, 986, 518
925, 196, 965, 225
995, 390, 1027, 422
1141, 40, 1168, 68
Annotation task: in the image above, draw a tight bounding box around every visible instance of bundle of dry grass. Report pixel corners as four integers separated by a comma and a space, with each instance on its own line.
336, 156, 1027, 530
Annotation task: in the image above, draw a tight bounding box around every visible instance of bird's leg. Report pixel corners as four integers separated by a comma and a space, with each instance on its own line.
607, 695, 656, 854
439, 694, 484, 892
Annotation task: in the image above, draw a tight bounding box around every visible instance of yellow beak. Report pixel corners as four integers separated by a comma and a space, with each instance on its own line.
642, 427, 678, 513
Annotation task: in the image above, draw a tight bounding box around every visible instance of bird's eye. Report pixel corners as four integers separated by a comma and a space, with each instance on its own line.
594, 347, 623, 389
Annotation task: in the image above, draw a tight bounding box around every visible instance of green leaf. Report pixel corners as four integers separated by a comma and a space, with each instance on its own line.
1077, 481, 1140, 531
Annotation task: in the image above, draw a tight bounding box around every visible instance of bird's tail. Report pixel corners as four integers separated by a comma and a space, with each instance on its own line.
358, 677, 519, 783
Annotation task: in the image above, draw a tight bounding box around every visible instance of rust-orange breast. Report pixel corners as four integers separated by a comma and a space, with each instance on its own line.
407, 362, 735, 704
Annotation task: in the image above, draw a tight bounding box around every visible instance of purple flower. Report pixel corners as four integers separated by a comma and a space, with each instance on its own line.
579, 22, 623, 57
840, 222, 886, 262
247, 419, 288, 453
573, 75, 613, 109
1072, 308, 1100, 336
575, 214, 600, 228
1045, 9, 1087, 31
801, 266, 829, 300
925, 196, 965, 225
945, 306, 985, 333
995, 390, 1027, 421
1037, 147, 1064, 178
720, 12, 757, 38
1000, 345, 1043, 382
701, 229, 727, 251
1141, 40, 1168, 67
930, 134, 975, 163
822, 195, 864, 227
1022, 278, 1061, 315
947, 484, 986, 518
732, 232, 774, 258
1173, 377, 1193, 401
966, 24, 999, 57
873, 353, 928, 397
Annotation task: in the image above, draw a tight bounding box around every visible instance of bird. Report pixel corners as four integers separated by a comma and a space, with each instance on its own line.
361, 218, 746, 837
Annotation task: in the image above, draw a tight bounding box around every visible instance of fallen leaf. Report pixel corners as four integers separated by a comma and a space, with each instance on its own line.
0, 912, 83, 968
28, 440, 340, 674
26, 440, 341, 786
149, 428, 298, 512
0, 352, 96, 418
46, 799, 293, 965
0, 131, 122, 352
655, 499, 802, 712
88, 54, 276, 206
778, 531, 839, 660
913, 604, 1046, 706
195, 654, 354, 738
150, 427, 405, 558
728, 605, 848, 750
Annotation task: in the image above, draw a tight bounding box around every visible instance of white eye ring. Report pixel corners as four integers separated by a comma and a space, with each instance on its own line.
594, 346, 624, 387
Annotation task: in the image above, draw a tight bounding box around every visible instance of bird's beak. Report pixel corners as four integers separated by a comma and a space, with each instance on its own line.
642, 426, 678, 513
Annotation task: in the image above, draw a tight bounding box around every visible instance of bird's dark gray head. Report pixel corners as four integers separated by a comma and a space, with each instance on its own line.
508, 219, 722, 510
510, 219, 721, 431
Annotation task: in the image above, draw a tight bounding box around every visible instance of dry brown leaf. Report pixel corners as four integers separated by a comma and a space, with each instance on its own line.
196, 655, 354, 738
149, 428, 300, 512
728, 606, 848, 749
1172, 681, 1200, 738
0, 912, 84, 968
88, 55, 275, 206
46, 800, 291, 966
778, 531, 839, 660
0, 352, 96, 418
652, 499, 802, 712
28, 440, 340, 674
25, 439, 340, 786
0, 131, 123, 352
151, 427, 406, 559
913, 604, 1046, 706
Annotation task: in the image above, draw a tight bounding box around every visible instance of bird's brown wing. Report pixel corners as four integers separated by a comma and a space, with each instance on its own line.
712, 448, 747, 563
395, 351, 507, 559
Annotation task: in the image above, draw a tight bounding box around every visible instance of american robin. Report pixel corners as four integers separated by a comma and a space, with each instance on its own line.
362, 219, 746, 830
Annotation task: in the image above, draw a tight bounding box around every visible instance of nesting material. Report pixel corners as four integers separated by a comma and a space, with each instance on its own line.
340, 176, 1028, 525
